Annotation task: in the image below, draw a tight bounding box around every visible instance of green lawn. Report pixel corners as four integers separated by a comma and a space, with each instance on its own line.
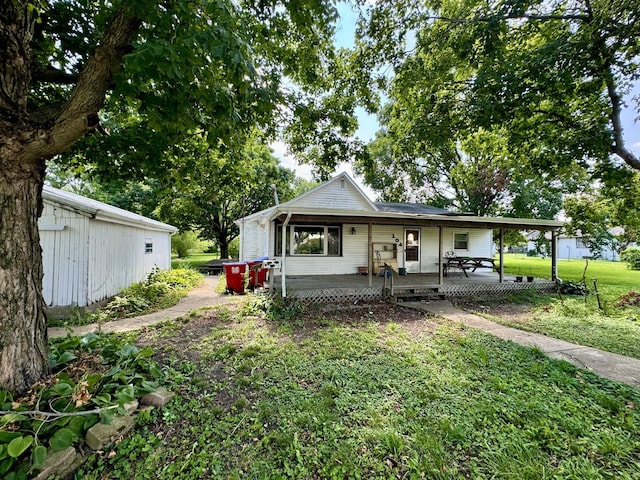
171, 253, 218, 269
501, 254, 640, 294
77, 307, 640, 479
476, 255, 640, 359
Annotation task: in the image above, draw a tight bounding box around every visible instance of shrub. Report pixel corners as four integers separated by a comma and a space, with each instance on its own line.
620, 247, 640, 270
171, 231, 206, 258
228, 237, 240, 259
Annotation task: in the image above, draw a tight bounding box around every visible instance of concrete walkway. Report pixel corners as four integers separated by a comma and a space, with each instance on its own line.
403, 300, 640, 389
48, 276, 227, 339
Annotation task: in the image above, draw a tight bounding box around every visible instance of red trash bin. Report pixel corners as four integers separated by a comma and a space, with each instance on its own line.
247, 261, 268, 291
223, 262, 247, 294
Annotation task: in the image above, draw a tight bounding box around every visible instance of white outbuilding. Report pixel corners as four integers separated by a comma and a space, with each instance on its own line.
40, 186, 177, 311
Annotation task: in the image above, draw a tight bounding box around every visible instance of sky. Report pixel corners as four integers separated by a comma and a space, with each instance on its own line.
273, 3, 640, 201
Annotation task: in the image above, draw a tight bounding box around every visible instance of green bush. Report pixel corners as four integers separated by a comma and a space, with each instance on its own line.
228, 237, 240, 259
171, 231, 206, 258
620, 247, 640, 270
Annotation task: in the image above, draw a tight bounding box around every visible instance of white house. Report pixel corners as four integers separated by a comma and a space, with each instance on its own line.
236, 173, 562, 298
526, 231, 620, 261
40, 186, 177, 311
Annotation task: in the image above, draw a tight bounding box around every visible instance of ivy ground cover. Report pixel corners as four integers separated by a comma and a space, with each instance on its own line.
78, 302, 640, 479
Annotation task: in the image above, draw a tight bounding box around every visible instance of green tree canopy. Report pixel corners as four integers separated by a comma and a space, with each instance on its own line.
348, 0, 640, 199
0, 0, 342, 394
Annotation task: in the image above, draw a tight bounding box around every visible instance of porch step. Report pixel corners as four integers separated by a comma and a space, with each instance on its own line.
387, 286, 445, 302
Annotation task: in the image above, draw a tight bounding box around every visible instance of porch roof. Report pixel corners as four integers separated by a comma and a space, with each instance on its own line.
270, 207, 563, 231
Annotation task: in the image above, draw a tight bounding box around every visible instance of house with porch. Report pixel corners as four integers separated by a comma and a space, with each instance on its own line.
236, 173, 563, 302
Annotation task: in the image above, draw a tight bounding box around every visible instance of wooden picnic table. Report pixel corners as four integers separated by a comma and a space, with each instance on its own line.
443, 257, 499, 277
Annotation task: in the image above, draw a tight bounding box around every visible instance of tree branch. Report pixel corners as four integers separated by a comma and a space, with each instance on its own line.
1, 404, 118, 422
33, 66, 80, 85
25, 6, 141, 161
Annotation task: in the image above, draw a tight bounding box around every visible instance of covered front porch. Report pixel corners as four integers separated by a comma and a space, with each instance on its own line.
266, 270, 557, 303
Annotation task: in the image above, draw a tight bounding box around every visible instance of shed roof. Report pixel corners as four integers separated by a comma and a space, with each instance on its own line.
42, 186, 177, 233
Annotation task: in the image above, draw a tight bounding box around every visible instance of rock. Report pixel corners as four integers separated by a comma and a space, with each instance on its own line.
123, 399, 139, 415
34, 446, 77, 480
85, 415, 135, 451
140, 387, 175, 407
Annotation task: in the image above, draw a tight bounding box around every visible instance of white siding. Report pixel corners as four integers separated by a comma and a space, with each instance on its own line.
292, 181, 374, 211
238, 218, 267, 261
420, 227, 440, 273
39, 202, 90, 307
40, 201, 174, 307
87, 222, 171, 305
442, 228, 493, 258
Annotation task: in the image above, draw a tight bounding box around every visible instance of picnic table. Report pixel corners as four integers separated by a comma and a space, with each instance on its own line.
443, 257, 499, 277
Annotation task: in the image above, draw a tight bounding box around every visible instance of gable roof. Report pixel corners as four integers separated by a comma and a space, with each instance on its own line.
375, 202, 456, 215
237, 173, 563, 231
42, 186, 177, 233
278, 172, 377, 211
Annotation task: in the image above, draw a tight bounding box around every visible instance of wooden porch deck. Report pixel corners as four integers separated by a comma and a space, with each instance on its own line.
266, 271, 557, 302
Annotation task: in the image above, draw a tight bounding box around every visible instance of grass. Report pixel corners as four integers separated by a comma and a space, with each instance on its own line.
76, 306, 640, 479
473, 255, 640, 359
501, 254, 640, 294
171, 253, 218, 269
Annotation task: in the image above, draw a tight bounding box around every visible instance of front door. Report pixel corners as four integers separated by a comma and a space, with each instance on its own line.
404, 228, 420, 273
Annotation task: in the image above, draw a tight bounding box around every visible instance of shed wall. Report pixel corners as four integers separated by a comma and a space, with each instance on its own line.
39, 202, 90, 307
88, 221, 171, 305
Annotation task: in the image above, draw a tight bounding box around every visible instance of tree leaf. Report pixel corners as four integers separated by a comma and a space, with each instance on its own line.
100, 409, 114, 425
55, 351, 77, 365
31, 445, 47, 468
50, 383, 74, 396
49, 428, 76, 451
0, 458, 14, 476
0, 413, 27, 426
7, 435, 33, 458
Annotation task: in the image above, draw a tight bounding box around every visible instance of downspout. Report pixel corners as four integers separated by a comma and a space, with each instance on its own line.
281, 212, 292, 298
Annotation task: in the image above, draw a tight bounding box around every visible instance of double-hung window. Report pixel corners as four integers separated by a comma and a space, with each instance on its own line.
454, 232, 469, 250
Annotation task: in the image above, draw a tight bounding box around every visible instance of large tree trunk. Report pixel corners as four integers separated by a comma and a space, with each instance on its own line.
0, 3, 141, 394
0, 158, 49, 393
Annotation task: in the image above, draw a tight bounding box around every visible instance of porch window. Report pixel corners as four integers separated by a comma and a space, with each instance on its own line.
454, 232, 469, 250
275, 225, 341, 256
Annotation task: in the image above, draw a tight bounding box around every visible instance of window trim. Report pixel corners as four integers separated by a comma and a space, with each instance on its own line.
275, 224, 342, 257
453, 231, 469, 251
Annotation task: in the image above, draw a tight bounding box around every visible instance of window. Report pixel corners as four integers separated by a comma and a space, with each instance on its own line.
454, 232, 468, 250
576, 237, 586, 248
276, 225, 341, 256
145, 240, 153, 254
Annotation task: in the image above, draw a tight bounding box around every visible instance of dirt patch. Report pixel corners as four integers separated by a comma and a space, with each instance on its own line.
451, 298, 535, 324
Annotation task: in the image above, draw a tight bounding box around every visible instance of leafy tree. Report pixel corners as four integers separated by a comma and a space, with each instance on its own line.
171, 232, 205, 259
0, 0, 340, 394
350, 0, 640, 189
155, 136, 296, 259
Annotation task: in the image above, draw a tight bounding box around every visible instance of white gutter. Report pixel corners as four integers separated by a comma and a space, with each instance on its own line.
281, 211, 292, 298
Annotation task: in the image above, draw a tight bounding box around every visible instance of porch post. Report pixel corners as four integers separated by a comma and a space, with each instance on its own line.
368, 222, 373, 287
438, 225, 444, 285
551, 230, 558, 282
281, 212, 292, 297
499, 229, 504, 283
